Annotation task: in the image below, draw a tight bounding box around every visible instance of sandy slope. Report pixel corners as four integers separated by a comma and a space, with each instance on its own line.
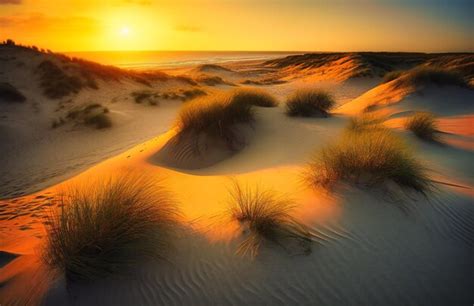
1, 51, 473, 305
2, 99, 474, 306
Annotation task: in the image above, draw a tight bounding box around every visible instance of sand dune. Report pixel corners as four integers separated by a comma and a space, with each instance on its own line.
1, 48, 473, 305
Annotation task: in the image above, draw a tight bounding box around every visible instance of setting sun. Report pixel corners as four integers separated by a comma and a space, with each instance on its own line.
119, 26, 131, 37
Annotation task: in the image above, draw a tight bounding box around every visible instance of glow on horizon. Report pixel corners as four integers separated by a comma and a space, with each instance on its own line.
0, 0, 472, 53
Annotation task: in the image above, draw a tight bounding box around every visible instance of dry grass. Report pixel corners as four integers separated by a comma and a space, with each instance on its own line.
230, 88, 278, 107
394, 66, 469, 88
175, 92, 255, 151
346, 113, 385, 132
228, 182, 312, 258
65, 103, 112, 129
0, 82, 26, 103
37, 60, 83, 99
285, 89, 335, 117
306, 125, 431, 195
43, 174, 180, 283
382, 70, 403, 83
84, 113, 112, 129
131, 91, 159, 105
405, 112, 439, 141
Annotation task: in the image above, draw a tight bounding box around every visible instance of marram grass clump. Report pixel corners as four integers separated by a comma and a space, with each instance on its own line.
285, 89, 335, 117
228, 182, 312, 258
405, 112, 439, 141
394, 66, 469, 89
231, 88, 278, 107
43, 174, 181, 283
306, 126, 431, 195
175, 92, 255, 151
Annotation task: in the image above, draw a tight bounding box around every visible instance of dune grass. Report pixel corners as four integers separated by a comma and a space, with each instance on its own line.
306, 124, 431, 195
131, 90, 158, 104
37, 60, 83, 99
395, 66, 469, 88
228, 182, 312, 258
382, 70, 403, 83
0, 82, 26, 103
346, 113, 385, 132
65, 103, 112, 129
405, 112, 439, 141
84, 113, 112, 129
230, 88, 278, 107
285, 89, 335, 117
175, 92, 255, 151
43, 174, 180, 283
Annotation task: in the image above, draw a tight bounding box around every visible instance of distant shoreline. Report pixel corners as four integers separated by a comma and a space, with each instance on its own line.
64, 50, 303, 70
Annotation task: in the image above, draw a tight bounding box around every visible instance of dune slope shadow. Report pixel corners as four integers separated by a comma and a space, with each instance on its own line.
149, 125, 254, 170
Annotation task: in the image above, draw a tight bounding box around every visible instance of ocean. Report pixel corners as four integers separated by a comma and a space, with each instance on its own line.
64, 51, 301, 70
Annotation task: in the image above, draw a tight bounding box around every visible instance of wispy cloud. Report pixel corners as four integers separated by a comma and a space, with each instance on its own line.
0, 0, 21, 4
0, 13, 99, 31
175, 25, 202, 33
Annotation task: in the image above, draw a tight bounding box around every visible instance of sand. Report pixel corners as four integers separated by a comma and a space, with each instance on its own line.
1, 48, 473, 305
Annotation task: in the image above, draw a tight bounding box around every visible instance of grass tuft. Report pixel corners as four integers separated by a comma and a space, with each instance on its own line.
43, 174, 180, 283
395, 66, 469, 88
306, 126, 431, 194
228, 182, 312, 258
37, 60, 83, 99
346, 113, 385, 132
405, 112, 439, 141
230, 88, 278, 107
382, 70, 403, 83
84, 113, 112, 129
175, 92, 255, 151
285, 89, 335, 117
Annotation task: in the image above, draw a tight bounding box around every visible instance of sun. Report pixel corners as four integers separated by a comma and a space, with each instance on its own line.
119, 26, 131, 37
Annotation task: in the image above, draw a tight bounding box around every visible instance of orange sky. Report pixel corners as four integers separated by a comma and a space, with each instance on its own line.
0, 0, 473, 52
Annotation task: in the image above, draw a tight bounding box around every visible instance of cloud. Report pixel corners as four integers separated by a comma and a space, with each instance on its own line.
175, 25, 202, 33
0, 0, 21, 4
0, 13, 99, 31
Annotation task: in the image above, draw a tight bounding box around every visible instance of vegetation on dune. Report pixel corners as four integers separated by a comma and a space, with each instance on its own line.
382, 70, 403, 83
131, 89, 206, 105
195, 75, 234, 86
84, 113, 112, 129
0, 82, 26, 103
53, 103, 111, 129
43, 174, 181, 283
405, 112, 439, 141
394, 66, 469, 88
285, 89, 335, 117
175, 92, 255, 151
131, 90, 159, 105
230, 88, 278, 107
37, 60, 85, 99
346, 113, 385, 132
306, 120, 431, 195
228, 182, 312, 257
180, 88, 207, 100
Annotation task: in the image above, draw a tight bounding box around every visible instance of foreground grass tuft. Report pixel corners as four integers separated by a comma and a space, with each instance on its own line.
231, 88, 278, 107
43, 174, 180, 282
306, 126, 431, 194
228, 182, 312, 257
285, 89, 335, 117
405, 112, 439, 141
175, 92, 255, 151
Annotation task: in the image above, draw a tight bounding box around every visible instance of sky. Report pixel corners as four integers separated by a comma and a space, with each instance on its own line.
0, 0, 473, 52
